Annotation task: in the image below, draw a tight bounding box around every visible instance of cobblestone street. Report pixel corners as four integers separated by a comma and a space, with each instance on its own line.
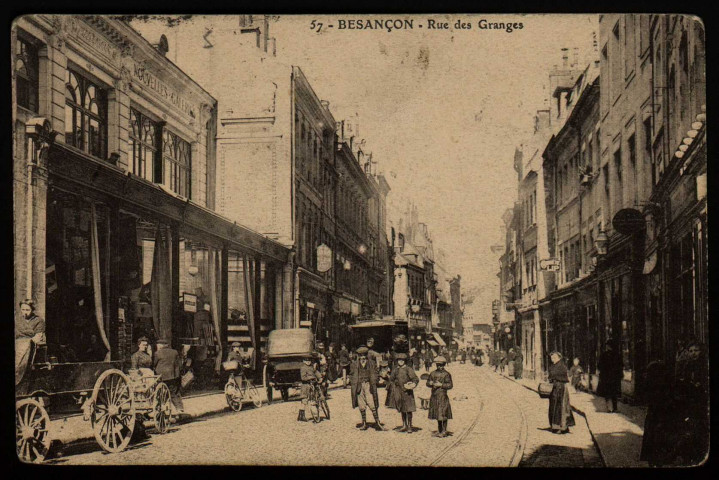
50, 364, 601, 466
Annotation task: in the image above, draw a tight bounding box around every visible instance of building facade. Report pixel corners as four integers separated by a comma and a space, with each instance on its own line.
13, 15, 289, 389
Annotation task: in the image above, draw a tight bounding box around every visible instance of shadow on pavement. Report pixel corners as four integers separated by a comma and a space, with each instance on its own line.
519, 444, 587, 467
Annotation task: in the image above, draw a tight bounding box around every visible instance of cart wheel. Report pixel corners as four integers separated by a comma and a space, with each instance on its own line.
319, 396, 330, 420
243, 379, 262, 408
224, 381, 242, 412
266, 385, 273, 405
91, 369, 136, 453
152, 383, 172, 434
16, 398, 51, 463
281, 388, 290, 402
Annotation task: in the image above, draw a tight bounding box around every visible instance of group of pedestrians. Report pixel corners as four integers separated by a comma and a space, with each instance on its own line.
491, 339, 709, 466
300, 336, 456, 438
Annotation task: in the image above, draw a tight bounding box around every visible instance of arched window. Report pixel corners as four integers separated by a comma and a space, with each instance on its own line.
65, 69, 107, 159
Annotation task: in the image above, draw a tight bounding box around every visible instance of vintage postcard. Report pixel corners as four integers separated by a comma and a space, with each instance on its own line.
12, 14, 707, 466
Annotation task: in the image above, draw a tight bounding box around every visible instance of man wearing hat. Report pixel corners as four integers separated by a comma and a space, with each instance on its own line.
350, 346, 387, 431
366, 338, 381, 369
427, 356, 453, 437
388, 352, 419, 433
154, 339, 184, 414
298, 353, 323, 422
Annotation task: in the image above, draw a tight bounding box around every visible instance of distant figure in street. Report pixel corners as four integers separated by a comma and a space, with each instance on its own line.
326, 343, 338, 384
568, 357, 584, 392
350, 346, 387, 431
338, 344, 351, 388
514, 349, 524, 379
366, 337, 381, 369
460, 349, 467, 364
547, 351, 575, 434
499, 350, 508, 374
297, 353, 322, 423
597, 342, 622, 412
388, 353, 419, 433
411, 349, 421, 370
427, 356, 453, 437
423, 349, 434, 372
154, 339, 184, 414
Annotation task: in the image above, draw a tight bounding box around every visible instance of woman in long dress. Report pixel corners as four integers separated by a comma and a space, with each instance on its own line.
427, 356, 453, 437
547, 351, 575, 434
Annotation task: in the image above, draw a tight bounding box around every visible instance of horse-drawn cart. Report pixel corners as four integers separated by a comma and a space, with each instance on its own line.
16, 344, 172, 463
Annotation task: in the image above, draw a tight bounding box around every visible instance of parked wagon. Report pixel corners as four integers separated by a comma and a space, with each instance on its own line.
16, 343, 172, 463
263, 328, 314, 404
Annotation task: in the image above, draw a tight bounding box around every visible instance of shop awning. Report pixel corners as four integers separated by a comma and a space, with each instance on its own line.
455, 338, 467, 349
427, 339, 439, 347
431, 332, 446, 347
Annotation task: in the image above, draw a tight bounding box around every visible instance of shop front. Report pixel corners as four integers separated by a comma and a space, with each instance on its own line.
43, 142, 289, 393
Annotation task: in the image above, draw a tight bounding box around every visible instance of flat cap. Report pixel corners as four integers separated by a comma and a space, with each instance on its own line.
434, 356, 447, 364
356, 346, 369, 355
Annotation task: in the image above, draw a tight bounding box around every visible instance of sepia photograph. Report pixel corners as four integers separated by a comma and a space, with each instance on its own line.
11, 13, 707, 467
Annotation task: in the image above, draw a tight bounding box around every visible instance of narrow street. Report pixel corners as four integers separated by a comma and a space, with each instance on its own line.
50, 364, 600, 466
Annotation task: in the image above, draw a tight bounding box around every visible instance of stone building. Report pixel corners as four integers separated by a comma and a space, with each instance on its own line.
12, 15, 288, 387
644, 15, 706, 376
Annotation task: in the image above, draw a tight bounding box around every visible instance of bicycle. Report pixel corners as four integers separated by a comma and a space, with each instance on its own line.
223, 361, 262, 412
306, 380, 330, 423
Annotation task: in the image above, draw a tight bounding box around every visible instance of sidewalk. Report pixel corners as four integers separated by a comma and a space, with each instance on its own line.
495, 368, 648, 467
51, 380, 348, 447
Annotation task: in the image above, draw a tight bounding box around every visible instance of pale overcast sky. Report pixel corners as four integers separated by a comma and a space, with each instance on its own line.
132, 14, 598, 305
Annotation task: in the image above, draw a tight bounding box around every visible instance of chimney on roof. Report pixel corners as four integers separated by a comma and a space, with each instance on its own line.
573, 47, 579, 68
321, 100, 330, 110
561, 48, 569, 68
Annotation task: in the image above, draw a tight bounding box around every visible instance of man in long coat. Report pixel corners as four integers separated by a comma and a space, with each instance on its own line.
350, 346, 387, 431
597, 342, 622, 412
388, 352, 419, 433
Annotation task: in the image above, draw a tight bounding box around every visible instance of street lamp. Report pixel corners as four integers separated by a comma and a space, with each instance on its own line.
595, 231, 609, 256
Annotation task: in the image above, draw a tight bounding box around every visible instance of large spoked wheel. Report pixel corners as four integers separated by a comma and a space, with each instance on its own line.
308, 388, 320, 423
16, 398, 51, 463
152, 383, 172, 434
319, 395, 330, 420
243, 379, 262, 408
91, 369, 136, 453
224, 381, 243, 412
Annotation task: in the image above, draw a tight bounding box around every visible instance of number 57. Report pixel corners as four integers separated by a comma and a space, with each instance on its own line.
310, 20, 323, 33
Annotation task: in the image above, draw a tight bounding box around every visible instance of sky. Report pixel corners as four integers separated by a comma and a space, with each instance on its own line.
131, 14, 598, 317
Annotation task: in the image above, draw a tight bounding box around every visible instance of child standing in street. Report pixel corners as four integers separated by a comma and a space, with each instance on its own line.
427, 356, 453, 437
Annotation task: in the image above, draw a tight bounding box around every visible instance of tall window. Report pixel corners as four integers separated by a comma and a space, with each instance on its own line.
15, 35, 39, 112
162, 129, 191, 198
129, 108, 159, 181
628, 134, 637, 203
65, 70, 107, 158
613, 147, 622, 206
644, 118, 653, 184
